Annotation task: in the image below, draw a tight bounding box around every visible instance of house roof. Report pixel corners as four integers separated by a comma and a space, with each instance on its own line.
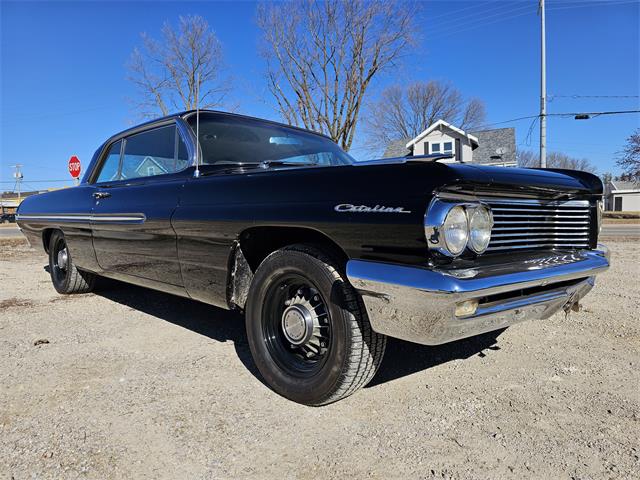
611, 180, 640, 192
468, 127, 516, 165
405, 119, 479, 149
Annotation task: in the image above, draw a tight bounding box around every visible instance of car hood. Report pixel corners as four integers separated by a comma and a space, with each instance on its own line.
354, 158, 602, 196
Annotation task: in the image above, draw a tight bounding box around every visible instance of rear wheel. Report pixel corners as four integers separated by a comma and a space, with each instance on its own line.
48, 231, 95, 294
245, 245, 386, 406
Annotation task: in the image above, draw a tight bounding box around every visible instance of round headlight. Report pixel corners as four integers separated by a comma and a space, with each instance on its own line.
468, 206, 493, 253
442, 206, 469, 256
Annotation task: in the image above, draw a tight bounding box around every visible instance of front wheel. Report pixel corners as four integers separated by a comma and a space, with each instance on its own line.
245, 245, 386, 406
48, 231, 95, 294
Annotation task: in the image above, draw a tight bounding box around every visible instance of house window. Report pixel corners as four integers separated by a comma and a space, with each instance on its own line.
443, 142, 453, 153
431, 143, 441, 153
147, 166, 157, 176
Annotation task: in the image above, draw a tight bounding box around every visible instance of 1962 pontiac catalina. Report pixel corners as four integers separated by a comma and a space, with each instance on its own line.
16, 110, 610, 405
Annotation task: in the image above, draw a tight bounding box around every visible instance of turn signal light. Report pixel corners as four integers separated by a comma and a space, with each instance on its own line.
455, 299, 478, 317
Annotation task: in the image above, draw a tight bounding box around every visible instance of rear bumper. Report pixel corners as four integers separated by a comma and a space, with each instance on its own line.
347, 246, 610, 345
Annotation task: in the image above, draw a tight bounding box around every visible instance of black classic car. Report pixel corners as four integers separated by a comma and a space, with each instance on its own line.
17, 110, 609, 405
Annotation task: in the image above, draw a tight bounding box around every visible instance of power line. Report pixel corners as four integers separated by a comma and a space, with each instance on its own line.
427, 2, 529, 32
428, 0, 637, 41
549, 94, 640, 100
547, 0, 638, 11
428, 3, 534, 38
548, 109, 640, 118
475, 109, 640, 130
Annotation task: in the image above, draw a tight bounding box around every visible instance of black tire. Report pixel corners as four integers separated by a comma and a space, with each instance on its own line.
48, 230, 95, 294
245, 244, 386, 406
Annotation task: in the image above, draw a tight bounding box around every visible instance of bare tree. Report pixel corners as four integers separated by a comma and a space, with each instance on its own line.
517, 150, 597, 173
128, 15, 230, 117
257, 0, 416, 151
616, 129, 640, 181
363, 81, 486, 153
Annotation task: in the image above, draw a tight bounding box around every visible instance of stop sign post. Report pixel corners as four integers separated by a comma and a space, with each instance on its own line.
68, 156, 81, 184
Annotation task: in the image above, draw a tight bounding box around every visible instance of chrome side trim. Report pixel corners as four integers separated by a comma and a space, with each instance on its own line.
347, 246, 609, 345
16, 213, 146, 224
16, 214, 92, 222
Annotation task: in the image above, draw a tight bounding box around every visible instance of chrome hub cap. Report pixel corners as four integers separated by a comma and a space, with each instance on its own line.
281, 304, 314, 345
57, 248, 68, 271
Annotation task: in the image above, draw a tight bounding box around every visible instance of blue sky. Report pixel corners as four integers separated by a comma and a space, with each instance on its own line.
1, 0, 638, 191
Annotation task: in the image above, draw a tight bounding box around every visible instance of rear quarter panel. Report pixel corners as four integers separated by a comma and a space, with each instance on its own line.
16, 186, 99, 272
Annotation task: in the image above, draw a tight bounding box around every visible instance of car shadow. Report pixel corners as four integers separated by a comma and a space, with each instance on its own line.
92, 278, 262, 380
365, 330, 504, 388
91, 278, 505, 389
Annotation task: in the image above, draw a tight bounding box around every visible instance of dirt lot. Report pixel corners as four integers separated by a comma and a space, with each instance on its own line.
1, 239, 639, 479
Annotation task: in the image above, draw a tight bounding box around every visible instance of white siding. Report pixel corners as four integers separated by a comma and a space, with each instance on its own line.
614, 192, 640, 211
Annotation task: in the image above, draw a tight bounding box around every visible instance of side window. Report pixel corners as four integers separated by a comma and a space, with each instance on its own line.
121, 125, 177, 180
95, 140, 122, 183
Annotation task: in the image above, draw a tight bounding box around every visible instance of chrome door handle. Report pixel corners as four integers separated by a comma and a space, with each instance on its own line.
93, 192, 111, 199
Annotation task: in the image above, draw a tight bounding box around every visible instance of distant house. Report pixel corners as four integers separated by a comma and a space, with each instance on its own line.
605, 180, 640, 211
134, 156, 169, 178
382, 119, 516, 166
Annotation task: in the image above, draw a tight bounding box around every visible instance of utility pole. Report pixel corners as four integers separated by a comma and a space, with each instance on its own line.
539, 0, 547, 168
11, 164, 24, 201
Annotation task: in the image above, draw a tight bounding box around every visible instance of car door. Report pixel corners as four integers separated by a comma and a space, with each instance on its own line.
91, 123, 191, 286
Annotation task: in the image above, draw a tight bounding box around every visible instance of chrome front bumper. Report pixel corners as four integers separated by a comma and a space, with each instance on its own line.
347, 246, 610, 345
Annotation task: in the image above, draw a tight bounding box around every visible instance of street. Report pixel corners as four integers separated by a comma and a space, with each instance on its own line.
0, 225, 21, 238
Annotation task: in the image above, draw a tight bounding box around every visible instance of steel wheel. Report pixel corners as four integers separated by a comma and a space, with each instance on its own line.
47, 230, 95, 294
51, 235, 70, 286
245, 245, 387, 406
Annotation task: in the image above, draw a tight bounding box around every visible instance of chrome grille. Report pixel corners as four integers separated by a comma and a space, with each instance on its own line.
483, 198, 592, 252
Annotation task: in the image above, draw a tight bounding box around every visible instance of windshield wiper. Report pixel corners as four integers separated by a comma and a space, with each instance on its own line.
259, 160, 319, 168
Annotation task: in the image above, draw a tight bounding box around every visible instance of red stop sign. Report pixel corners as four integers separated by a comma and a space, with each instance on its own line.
68, 156, 81, 178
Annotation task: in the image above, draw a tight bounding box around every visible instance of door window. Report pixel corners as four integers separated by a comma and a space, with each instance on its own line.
95, 140, 122, 183
121, 125, 178, 180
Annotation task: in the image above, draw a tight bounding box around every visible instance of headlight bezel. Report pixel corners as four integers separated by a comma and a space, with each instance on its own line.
424, 198, 493, 258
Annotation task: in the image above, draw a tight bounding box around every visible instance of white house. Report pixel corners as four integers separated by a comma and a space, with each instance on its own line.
383, 119, 517, 166
406, 119, 478, 162
605, 180, 640, 211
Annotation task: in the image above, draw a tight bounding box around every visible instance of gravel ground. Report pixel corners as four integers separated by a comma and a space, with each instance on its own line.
1, 240, 639, 479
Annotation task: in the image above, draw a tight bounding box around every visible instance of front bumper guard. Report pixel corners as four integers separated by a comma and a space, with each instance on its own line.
347, 246, 610, 346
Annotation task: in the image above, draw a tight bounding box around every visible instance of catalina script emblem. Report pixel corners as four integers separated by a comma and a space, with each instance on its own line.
334, 204, 412, 214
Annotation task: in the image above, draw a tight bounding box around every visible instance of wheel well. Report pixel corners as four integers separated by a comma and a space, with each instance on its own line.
227, 226, 349, 310
42, 228, 59, 253
239, 226, 348, 271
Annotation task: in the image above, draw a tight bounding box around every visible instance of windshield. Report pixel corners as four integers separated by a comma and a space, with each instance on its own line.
187, 113, 354, 167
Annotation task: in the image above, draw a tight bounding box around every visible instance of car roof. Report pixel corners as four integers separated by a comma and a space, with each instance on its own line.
107, 110, 333, 143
